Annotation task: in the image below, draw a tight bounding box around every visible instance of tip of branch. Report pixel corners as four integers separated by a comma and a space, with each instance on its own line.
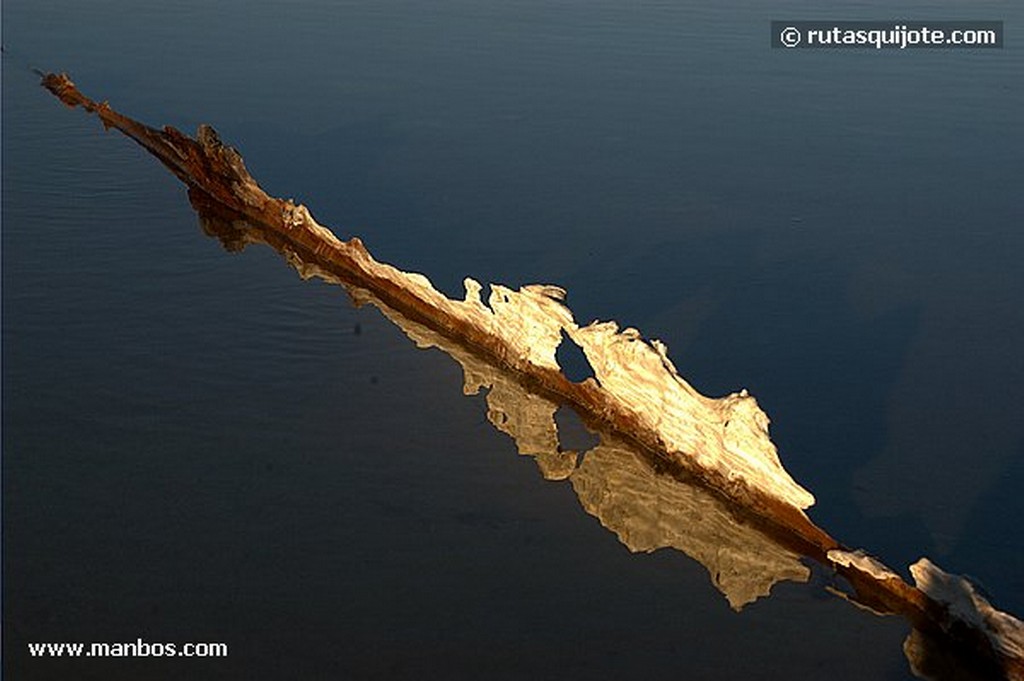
40, 72, 90, 110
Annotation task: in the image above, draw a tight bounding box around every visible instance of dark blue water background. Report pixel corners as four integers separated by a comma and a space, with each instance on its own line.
4, 1, 1022, 679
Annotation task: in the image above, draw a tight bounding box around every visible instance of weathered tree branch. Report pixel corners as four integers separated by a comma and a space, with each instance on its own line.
41, 72, 1023, 680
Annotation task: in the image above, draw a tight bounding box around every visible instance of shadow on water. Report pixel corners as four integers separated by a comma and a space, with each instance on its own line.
191, 188, 1003, 681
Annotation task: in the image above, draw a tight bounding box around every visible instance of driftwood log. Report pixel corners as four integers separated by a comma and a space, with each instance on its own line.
41, 72, 1023, 680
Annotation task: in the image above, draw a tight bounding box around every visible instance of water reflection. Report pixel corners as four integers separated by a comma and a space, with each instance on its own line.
194, 186, 814, 610
190, 189, 1020, 680
376, 276, 813, 611
572, 443, 811, 610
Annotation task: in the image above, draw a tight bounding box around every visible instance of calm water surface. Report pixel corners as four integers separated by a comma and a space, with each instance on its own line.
4, 1, 1023, 679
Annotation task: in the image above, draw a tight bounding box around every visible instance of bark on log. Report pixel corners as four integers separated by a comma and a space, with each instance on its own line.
41, 72, 1023, 680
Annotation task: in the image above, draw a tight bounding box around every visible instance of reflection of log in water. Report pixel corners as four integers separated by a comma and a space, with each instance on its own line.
195, 194, 1019, 681
41, 72, 1023, 680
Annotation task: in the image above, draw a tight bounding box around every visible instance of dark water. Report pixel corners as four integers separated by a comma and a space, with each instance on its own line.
3, 1, 1023, 679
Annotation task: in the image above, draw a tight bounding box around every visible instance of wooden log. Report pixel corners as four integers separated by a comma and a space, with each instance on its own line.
41, 72, 1023, 680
